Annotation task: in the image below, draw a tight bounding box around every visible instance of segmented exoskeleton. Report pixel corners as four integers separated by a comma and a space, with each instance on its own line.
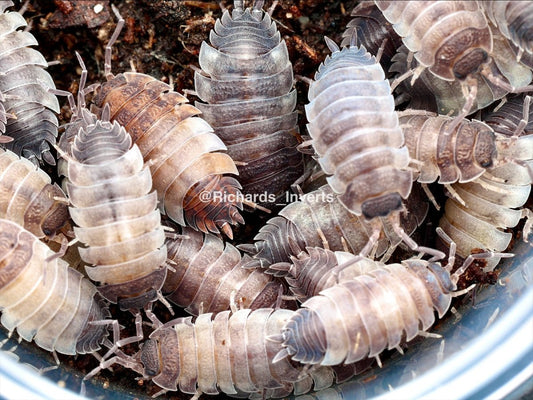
375, 1, 532, 130
162, 227, 295, 316
91, 6, 243, 239
60, 66, 168, 310
0, 148, 69, 238
274, 254, 472, 367
0, 1, 59, 165
399, 110, 498, 205
239, 184, 429, 268
438, 94, 533, 270
481, 1, 533, 58
90, 308, 351, 399
341, 1, 402, 73
389, 21, 532, 117
194, 0, 304, 205
303, 38, 441, 258
0, 219, 109, 355
268, 247, 382, 303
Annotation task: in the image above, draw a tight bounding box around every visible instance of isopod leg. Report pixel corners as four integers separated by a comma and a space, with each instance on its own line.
106, 5, 125, 79
443, 76, 478, 137
390, 215, 445, 261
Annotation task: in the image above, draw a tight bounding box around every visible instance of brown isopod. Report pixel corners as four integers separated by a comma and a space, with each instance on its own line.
90, 5, 244, 239
0, 1, 60, 165
389, 23, 532, 117
0, 148, 69, 238
0, 219, 109, 356
194, 0, 304, 206
162, 226, 295, 316
376, 0, 533, 131
398, 109, 499, 208
239, 184, 429, 268
438, 94, 533, 270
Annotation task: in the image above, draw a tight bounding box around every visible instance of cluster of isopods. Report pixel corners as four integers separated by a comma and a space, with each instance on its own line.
0, 0, 532, 398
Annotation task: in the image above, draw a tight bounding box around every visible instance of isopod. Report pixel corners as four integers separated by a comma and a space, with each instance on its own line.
91, 5, 244, 238
194, 0, 304, 205
303, 38, 441, 259
162, 226, 295, 316
375, 0, 532, 128
87, 308, 340, 398
0, 1, 60, 165
273, 248, 475, 367
399, 110, 498, 206
239, 184, 429, 268
438, 94, 533, 270
0, 148, 69, 238
0, 219, 109, 355
389, 22, 532, 117
60, 63, 168, 311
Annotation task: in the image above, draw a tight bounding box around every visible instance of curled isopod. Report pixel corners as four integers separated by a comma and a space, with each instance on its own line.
239, 184, 429, 268
0, 219, 109, 355
89, 6, 243, 239
162, 226, 295, 316
268, 247, 382, 303
0, 1, 60, 165
375, 1, 532, 127
88, 308, 350, 398
0, 148, 69, 238
60, 67, 168, 311
438, 94, 533, 270
274, 253, 473, 367
194, 0, 304, 205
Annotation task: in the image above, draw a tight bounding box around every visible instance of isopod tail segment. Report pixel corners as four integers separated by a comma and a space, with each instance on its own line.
92, 4, 245, 239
